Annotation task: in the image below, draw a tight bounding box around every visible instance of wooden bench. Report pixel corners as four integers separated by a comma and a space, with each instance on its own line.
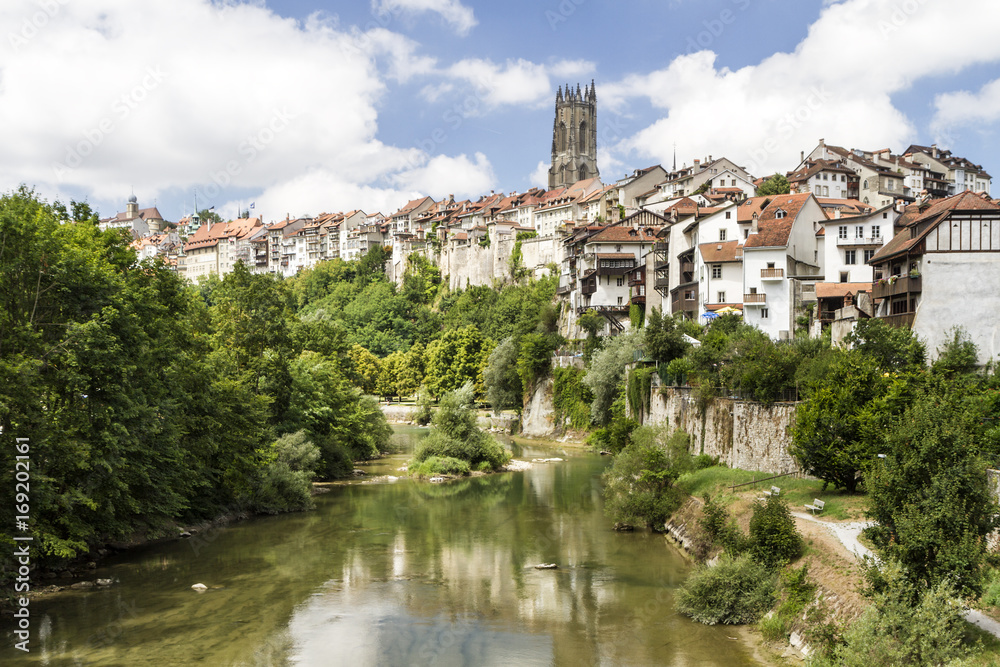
804, 499, 825, 515
763, 486, 781, 498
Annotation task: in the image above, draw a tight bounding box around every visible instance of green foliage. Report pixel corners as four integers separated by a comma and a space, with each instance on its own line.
932, 327, 980, 377
813, 562, 970, 667
662, 356, 694, 386
409, 456, 471, 478
756, 173, 791, 196
587, 388, 637, 454
748, 496, 804, 568
644, 307, 689, 365
412, 383, 510, 471
847, 317, 926, 372
759, 565, 817, 642
602, 427, 687, 529
698, 494, 747, 555
866, 386, 999, 598
424, 325, 490, 399
675, 555, 777, 625
626, 366, 655, 419
413, 385, 435, 425
584, 328, 643, 424
517, 331, 563, 390
510, 230, 538, 279
484, 336, 523, 414
402, 252, 442, 305
347, 344, 382, 394
629, 303, 644, 329
792, 353, 907, 492
552, 366, 593, 430
249, 432, 320, 514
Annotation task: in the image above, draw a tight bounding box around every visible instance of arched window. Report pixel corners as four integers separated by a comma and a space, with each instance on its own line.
579, 121, 588, 153
863, 179, 869, 189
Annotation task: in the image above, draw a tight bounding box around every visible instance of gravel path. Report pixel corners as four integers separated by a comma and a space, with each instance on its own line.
791, 512, 1000, 638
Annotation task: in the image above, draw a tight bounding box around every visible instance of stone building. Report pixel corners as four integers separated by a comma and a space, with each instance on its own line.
548, 82, 599, 189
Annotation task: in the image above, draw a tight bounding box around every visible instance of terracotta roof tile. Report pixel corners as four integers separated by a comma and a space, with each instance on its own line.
744, 193, 813, 249
699, 240, 743, 263
815, 282, 873, 299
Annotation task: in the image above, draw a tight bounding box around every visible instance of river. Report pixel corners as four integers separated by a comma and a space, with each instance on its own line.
2, 426, 766, 666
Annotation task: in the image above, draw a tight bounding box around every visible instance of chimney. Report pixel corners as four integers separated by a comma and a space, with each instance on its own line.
834, 209, 841, 219
694, 159, 701, 168
801, 150, 805, 162
931, 143, 939, 158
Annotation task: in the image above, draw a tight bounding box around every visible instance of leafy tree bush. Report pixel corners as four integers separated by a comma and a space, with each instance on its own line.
698, 495, 747, 555
517, 330, 563, 390
748, 496, 803, 568
409, 456, 471, 478
602, 427, 687, 530
812, 562, 970, 667
847, 317, 926, 372
587, 388, 637, 454
584, 328, 642, 424
424, 325, 490, 399
755, 173, 790, 196
552, 366, 593, 430
484, 336, 523, 414
932, 327, 980, 377
866, 386, 999, 598
644, 307, 689, 365
413, 385, 435, 425
675, 555, 777, 625
347, 344, 381, 394
249, 431, 321, 514
412, 383, 510, 471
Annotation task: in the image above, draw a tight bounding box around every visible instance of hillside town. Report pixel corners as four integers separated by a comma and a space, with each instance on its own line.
103, 83, 999, 365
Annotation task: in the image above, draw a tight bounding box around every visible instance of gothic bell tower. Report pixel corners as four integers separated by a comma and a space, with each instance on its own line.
548, 80, 599, 189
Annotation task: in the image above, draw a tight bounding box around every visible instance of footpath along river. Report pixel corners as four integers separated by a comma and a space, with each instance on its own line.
2, 426, 768, 666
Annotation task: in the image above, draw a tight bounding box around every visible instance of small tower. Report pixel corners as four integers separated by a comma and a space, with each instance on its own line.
548, 80, 599, 189
126, 193, 138, 220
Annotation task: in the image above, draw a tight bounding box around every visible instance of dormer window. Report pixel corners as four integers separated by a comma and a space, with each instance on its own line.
775, 209, 787, 219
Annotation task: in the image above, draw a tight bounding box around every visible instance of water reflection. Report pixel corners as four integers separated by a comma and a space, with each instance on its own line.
1, 427, 762, 666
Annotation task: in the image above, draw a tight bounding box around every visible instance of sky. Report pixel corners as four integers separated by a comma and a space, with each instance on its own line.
3, 0, 1000, 223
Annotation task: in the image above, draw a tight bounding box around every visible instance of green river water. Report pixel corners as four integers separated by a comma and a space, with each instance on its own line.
3, 426, 765, 666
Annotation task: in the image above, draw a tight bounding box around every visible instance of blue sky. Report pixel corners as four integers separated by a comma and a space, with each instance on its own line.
2, 0, 1000, 222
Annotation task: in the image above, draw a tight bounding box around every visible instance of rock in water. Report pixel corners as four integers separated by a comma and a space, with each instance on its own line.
96, 578, 114, 586
534, 563, 558, 570
191, 583, 208, 592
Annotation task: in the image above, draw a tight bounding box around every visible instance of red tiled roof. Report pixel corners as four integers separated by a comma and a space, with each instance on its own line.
699, 240, 743, 263
588, 226, 660, 243
815, 282, 872, 299
744, 193, 814, 249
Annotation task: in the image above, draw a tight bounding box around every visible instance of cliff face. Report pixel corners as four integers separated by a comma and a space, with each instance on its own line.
645, 387, 798, 473
521, 377, 557, 438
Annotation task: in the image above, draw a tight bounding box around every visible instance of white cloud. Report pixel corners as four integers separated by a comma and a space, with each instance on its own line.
372, 0, 477, 37
437, 58, 596, 109
392, 152, 495, 199
605, 0, 1000, 177
529, 161, 550, 189
931, 78, 1000, 137
0, 0, 480, 219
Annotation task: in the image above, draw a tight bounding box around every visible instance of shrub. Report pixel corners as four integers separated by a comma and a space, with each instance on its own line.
698, 494, 746, 555
602, 432, 685, 530
675, 554, 777, 625
411, 383, 510, 471
413, 385, 434, 425
552, 366, 593, 430
748, 495, 804, 568
409, 456, 471, 478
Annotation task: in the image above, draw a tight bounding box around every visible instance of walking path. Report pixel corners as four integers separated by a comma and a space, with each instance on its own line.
791, 512, 1000, 638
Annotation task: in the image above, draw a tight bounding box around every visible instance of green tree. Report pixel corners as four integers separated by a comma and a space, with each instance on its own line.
866, 386, 999, 597
424, 325, 489, 399
397, 342, 426, 398
377, 350, 406, 400
755, 173, 790, 196
347, 344, 382, 394
583, 328, 643, 424
791, 354, 903, 492
847, 317, 926, 372
644, 307, 689, 366
484, 336, 523, 414
412, 382, 510, 471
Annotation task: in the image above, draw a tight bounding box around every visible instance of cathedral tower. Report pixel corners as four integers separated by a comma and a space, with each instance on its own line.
548, 80, 599, 189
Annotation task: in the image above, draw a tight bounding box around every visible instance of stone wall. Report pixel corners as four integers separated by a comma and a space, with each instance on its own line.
645, 387, 799, 473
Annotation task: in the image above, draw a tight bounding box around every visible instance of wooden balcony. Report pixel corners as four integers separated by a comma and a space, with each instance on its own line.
879, 312, 916, 328
653, 242, 669, 253
654, 277, 670, 290
744, 292, 767, 304
872, 275, 921, 300
760, 267, 784, 280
